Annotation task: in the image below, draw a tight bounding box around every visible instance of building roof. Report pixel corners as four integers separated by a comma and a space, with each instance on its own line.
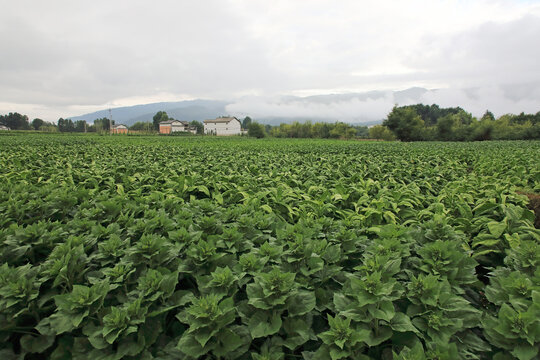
203, 117, 240, 124
160, 120, 188, 125
0, 124, 9, 129
112, 124, 127, 129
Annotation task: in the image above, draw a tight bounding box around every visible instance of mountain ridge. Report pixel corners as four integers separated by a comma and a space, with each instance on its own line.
70, 87, 431, 126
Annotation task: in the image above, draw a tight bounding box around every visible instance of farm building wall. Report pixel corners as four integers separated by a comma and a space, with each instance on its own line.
204, 119, 242, 136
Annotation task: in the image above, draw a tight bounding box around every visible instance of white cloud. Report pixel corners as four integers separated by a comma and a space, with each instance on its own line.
226, 93, 396, 122
419, 86, 540, 117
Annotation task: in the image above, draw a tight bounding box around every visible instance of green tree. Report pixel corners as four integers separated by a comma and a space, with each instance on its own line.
383, 106, 425, 141
295, 121, 313, 138
31, 118, 45, 130
153, 111, 169, 130
130, 122, 147, 131
329, 122, 356, 139
354, 125, 369, 138
436, 115, 458, 141
368, 125, 395, 140
311, 122, 331, 138
0, 112, 30, 130
58, 118, 75, 132
39, 124, 58, 132
248, 122, 266, 138
190, 120, 204, 134
74, 120, 87, 132
480, 110, 495, 122
242, 116, 252, 129
93, 117, 113, 132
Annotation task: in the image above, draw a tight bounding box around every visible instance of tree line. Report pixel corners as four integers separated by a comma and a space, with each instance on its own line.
382, 105, 540, 141
262, 121, 369, 139
2, 105, 539, 140
0, 113, 110, 133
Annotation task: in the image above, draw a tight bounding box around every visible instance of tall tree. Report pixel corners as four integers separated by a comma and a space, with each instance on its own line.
436, 114, 458, 141
93, 117, 112, 132
31, 118, 45, 130
58, 118, 75, 132
74, 120, 87, 132
190, 120, 204, 134
369, 125, 395, 140
383, 106, 425, 141
242, 116, 252, 129
481, 110, 495, 122
153, 111, 169, 130
247, 122, 266, 138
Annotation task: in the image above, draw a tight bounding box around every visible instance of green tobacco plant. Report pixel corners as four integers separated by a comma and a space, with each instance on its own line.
483, 259, 540, 360
0, 263, 41, 322
483, 299, 540, 360
315, 315, 370, 359
1, 136, 539, 358
38, 280, 109, 335
42, 236, 89, 290
243, 267, 316, 346
176, 294, 249, 358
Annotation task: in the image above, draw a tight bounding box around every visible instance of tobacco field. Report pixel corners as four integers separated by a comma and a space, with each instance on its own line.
0, 134, 539, 360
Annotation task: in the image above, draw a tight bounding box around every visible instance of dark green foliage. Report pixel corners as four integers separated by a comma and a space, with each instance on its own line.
31, 118, 45, 130
248, 122, 266, 138
130, 122, 154, 131
93, 117, 113, 132
407, 104, 466, 126
153, 111, 169, 130
269, 121, 362, 139
0, 135, 539, 359
0, 112, 31, 130
383, 106, 425, 141
242, 116, 252, 129
190, 120, 204, 134
381, 105, 540, 141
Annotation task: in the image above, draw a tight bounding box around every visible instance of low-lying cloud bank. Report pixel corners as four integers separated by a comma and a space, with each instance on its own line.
226, 84, 540, 124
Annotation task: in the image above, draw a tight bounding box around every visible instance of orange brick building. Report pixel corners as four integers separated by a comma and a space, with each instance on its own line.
111, 124, 128, 134
159, 120, 197, 134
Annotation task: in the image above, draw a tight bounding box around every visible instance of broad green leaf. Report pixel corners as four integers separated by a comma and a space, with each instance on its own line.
177, 333, 209, 358
487, 221, 506, 238
248, 311, 282, 338
511, 345, 538, 360
390, 312, 418, 333
20, 334, 55, 353
287, 291, 316, 316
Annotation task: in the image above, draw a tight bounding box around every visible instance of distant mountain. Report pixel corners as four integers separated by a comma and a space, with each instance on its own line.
71, 100, 230, 127
70, 87, 431, 127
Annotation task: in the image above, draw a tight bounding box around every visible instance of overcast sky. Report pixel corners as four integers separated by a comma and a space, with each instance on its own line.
1, 0, 539, 122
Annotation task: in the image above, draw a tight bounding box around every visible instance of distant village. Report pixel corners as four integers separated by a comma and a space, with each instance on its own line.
70, 116, 247, 135
0, 114, 249, 136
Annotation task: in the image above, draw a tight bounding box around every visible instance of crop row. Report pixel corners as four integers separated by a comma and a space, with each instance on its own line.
0, 135, 539, 359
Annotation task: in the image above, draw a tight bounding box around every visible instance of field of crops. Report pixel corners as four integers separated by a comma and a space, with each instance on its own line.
0, 134, 539, 360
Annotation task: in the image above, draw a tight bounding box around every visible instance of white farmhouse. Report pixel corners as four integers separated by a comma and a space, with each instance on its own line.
0, 125, 10, 131
203, 117, 242, 136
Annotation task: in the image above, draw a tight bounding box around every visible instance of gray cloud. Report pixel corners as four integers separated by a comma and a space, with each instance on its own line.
403, 14, 540, 87
0, 0, 539, 121
0, 1, 283, 107
226, 93, 396, 123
